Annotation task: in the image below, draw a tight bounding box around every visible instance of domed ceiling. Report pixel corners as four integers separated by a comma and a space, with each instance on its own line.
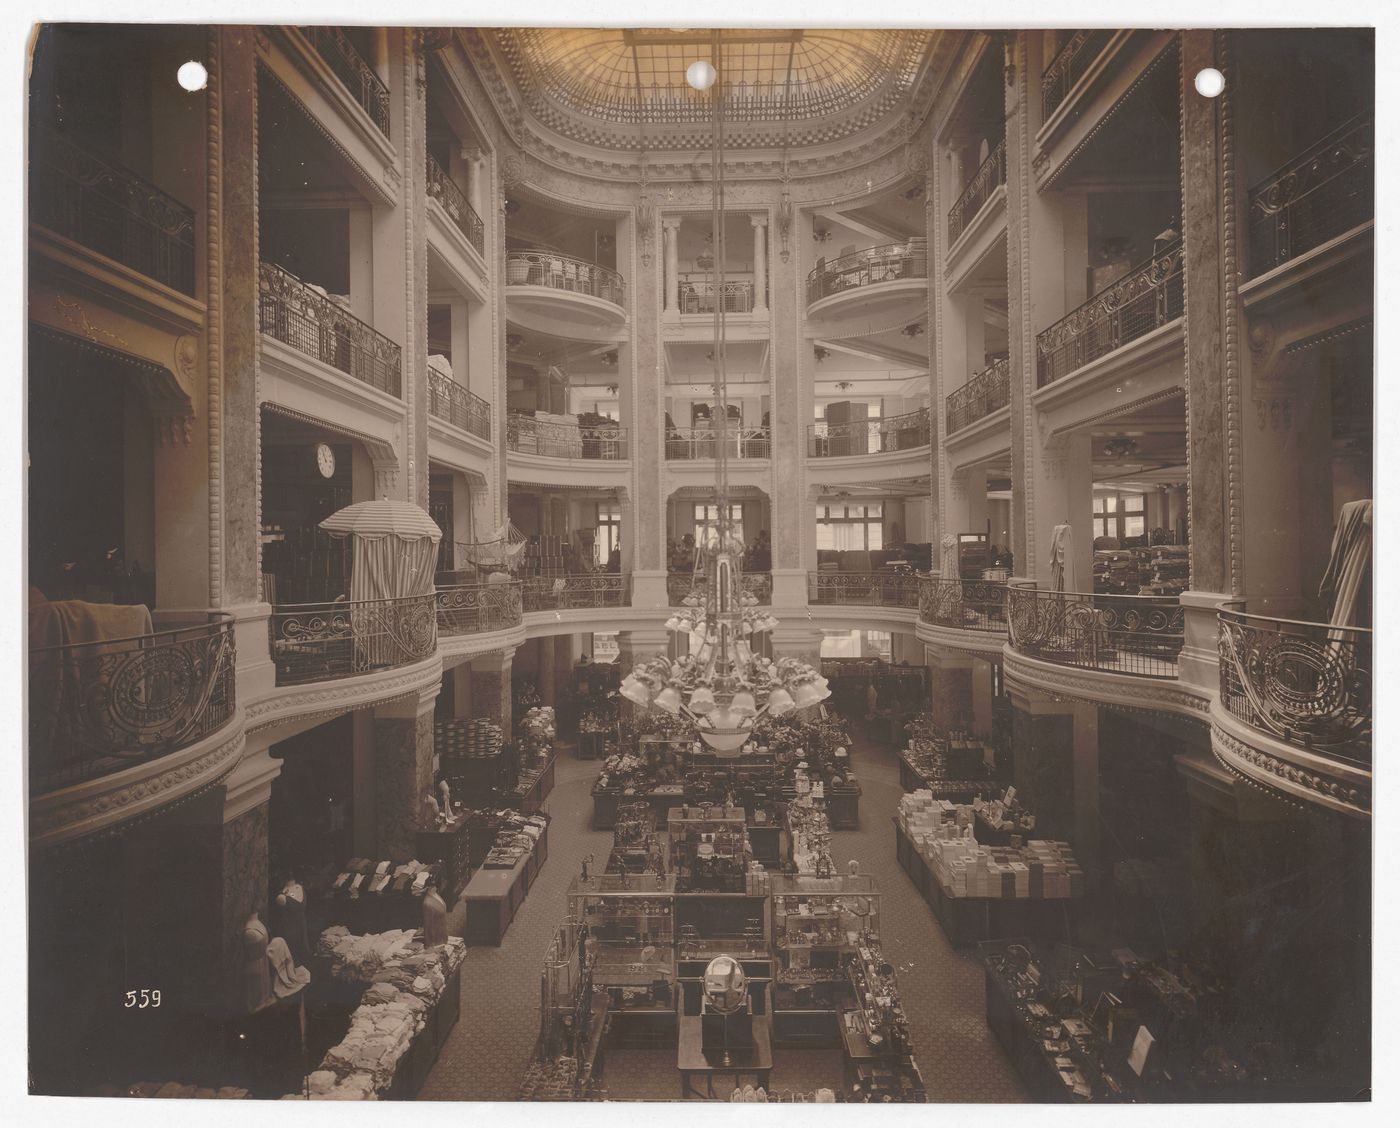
483, 28, 938, 151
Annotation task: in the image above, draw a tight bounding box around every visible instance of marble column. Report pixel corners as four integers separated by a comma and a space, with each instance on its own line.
662, 219, 680, 317
471, 648, 515, 742
539, 635, 557, 707
750, 215, 768, 315
925, 647, 974, 732
371, 689, 439, 859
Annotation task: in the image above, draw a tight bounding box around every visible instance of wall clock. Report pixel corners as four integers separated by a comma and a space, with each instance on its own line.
315, 442, 336, 479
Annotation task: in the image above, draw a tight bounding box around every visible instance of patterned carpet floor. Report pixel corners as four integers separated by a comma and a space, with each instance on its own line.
419, 731, 1026, 1102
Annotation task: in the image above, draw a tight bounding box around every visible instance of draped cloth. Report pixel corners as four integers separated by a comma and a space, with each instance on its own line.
1319, 499, 1372, 631
1049, 524, 1077, 593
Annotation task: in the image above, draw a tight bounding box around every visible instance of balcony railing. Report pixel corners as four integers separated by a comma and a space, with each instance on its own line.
807, 239, 927, 305
29, 612, 236, 795
269, 593, 437, 686
808, 407, 931, 457
303, 26, 391, 137
522, 574, 632, 612
258, 262, 403, 396
506, 250, 625, 307
1036, 240, 1184, 387
665, 427, 770, 460
1218, 604, 1371, 767
918, 577, 1009, 633
948, 138, 1007, 245
1007, 583, 1184, 678
946, 359, 1011, 434
427, 367, 490, 440
31, 133, 196, 296
678, 274, 756, 314
506, 415, 628, 460
1248, 115, 1373, 278
1041, 29, 1115, 121
435, 581, 523, 636
668, 571, 772, 607
426, 153, 485, 255
807, 571, 921, 609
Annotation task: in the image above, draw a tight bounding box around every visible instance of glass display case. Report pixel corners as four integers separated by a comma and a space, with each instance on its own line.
666, 806, 752, 892
519, 919, 608, 1100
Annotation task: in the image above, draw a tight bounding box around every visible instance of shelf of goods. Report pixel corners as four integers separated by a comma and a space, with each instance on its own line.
305, 928, 466, 1100
840, 940, 927, 1102
770, 873, 879, 1046
512, 706, 558, 814
520, 921, 610, 1100
605, 801, 663, 875
894, 791, 1084, 946
321, 858, 446, 935
591, 734, 691, 829
414, 813, 472, 907
435, 717, 503, 802
667, 805, 752, 893
461, 811, 551, 945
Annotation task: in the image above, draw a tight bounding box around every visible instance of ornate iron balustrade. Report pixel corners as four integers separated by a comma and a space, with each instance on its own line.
435, 581, 523, 636
1007, 583, 1184, 678
521, 574, 633, 612
1041, 29, 1115, 120
678, 274, 755, 314
31, 132, 196, 295
29, 612, 236, 795
269, 593, 437, 686
667, 571, 772, 606
1218, 604, 1371, 766
427, 367, 490, 440
665, 427, 770, 460
808, 407, 931, 457
806, 239, 927, 304
918, 577, 1009, 633
506, 250, 625, 307
506, 414, 628, 460
946, 359, 1011, 434
303, 26, 391, 137
258, 262, 402, 395
1035, 241, 1184, 387
948, 138, 1007, 244
807, 571, 921, 609
1248, 115, 1373, 277
426, 153, 485, 254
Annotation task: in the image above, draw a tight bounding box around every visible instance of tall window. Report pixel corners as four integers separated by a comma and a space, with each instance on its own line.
694, 502, 744, 547
815, 502, 884, 551
1093, 493, 1146, 540
596, 501, 621, 562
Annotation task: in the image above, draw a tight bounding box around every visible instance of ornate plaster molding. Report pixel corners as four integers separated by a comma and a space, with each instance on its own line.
1211, 719, 1369, 818
1003, 646, 1212, 719
243, 656, 445, 736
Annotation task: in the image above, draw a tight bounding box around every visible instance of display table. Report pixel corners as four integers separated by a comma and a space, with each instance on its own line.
512, 753, 556, 814
577, 728, 608, 760
677, 1014, 772, 1099
462, 822, 549, 945
592, 785, 686, 830
779, 782, 861, 830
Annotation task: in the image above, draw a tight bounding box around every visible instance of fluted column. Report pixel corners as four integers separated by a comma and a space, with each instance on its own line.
662, 218, 680, 317
750, 215, 768, 315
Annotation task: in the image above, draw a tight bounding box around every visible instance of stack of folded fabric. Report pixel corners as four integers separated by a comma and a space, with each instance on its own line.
317, 926, 419, 982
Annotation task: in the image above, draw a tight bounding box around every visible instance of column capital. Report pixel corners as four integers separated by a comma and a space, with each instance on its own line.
661, 216, 682, 231
750, 214, 769, 229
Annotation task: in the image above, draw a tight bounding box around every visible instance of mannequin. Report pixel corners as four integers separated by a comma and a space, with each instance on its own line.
422, 882, 449, 947
272, 876, 311, 966
241, 912, 272, 1013
438, 779, 453, 818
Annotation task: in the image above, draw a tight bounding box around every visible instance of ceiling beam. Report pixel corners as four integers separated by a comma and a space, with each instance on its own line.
817, 336, 928, 369
814, 207, 905, 245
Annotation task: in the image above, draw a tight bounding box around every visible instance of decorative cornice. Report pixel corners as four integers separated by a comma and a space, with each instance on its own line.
1219, 31, 1243, 596
1211, 719, 1369, 818
243, 656, 445, 735
1002, 646, 1212, 718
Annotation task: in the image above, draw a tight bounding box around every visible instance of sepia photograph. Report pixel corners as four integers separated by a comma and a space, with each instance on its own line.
11, 2, 1387, 1116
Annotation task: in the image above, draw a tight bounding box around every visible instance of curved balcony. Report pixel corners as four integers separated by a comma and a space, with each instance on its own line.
946, 359, 1010, 436
505, 249, 626, 336
807, 571, 920, 609
506, 414, 628, 461
427, 368, 490, 441
948, 138, 1007, 246
808, 407, 930, 458
268, 594, 437, 687
1218, 604, 1371, 768
665, 426, 770, 460
522, 574, 632, 612
668, 571, 772, 607
805, 240, 927, 324
1007, 583, 1183, 679
29, 612, 236, 796
435, 581, 523, 636
918, 577, 1008, 633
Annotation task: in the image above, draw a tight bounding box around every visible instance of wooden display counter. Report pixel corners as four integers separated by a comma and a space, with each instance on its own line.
512, 753, 556, 814
462, 823, 549, 945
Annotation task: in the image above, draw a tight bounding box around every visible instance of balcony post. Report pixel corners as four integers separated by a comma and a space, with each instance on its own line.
662, 218, 680, 317
750, 215, 768, 316
372, 684, 441, 859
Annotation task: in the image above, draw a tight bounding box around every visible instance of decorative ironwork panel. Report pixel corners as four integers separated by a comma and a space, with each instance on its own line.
918, 577, 1008, 633
1007, 584, 1184, 679
505, 250, 626, 307
808, 407, 930, 457
948, 138, 1007, 244
303, 26, 391, 137
808, 571, 921, 608
664, 427, 770, 460
426, 153, 486, 254
677, 274, 756, 314
269, 593, 437, 686
428, 367, 491, 440
1041, 29, 1114, 121
806, 239, 927, 305
521, 574, 632, 612
436, 582, 524, 636
1248, 115, 1372, 277
31, 132, 196, 295
1035, 241, 1184, 388
946, 359, 1010, 434
1218, 605, 1371, 765
507, 414, 628, 460
258, 262, 402, 396
29, 613, 236, 794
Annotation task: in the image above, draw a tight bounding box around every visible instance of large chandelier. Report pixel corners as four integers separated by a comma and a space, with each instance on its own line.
619, 32, 830, 754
